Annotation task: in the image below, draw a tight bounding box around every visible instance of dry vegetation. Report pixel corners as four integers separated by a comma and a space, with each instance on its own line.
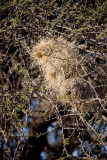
32, 37, 107, 112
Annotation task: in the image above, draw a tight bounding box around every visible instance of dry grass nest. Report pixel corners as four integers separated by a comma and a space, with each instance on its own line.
32, 37, 107, 113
